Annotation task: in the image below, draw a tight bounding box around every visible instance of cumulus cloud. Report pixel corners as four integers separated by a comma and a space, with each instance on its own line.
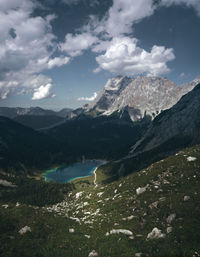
103, 0, 155, 37
60, 33, 98, 57
47, 56, 70, 69
94, 37, 175, 76
32, 83, 56, 100
65, 0, 175, 76
68, 0, 200, 77
1, 0, 199, 101
77, 92, 98, 101
0, 0, 70, 100
0, 0, 34, 12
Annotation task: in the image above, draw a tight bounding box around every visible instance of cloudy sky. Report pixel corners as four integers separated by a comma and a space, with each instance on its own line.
0, 0, 200, 109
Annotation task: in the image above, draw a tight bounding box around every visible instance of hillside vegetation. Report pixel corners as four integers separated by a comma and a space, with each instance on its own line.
0, 144, 199, 257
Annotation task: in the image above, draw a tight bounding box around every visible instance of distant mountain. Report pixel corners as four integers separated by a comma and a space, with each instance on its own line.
0, 106, 73, 119
0, 107, 56, 118
85, 76, 200, 121
13, 115, 65, 130
0, 107, 74, 129
56, 108, 73, 118
102, 82, 200, 178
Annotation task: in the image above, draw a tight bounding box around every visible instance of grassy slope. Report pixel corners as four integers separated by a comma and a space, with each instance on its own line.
0, 144, 200, 257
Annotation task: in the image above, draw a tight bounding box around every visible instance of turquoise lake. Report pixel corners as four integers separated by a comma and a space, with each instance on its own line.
44, 160, 105, 183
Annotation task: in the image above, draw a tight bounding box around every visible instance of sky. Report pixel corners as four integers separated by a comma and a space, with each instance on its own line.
0, 0, 200, 110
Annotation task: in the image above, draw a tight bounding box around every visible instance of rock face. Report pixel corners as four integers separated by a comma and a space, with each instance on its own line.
131, 82, 200, 154
85, 76, 200, 121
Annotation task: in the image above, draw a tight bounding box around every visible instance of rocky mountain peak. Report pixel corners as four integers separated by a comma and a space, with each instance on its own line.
85, 76, 199, 121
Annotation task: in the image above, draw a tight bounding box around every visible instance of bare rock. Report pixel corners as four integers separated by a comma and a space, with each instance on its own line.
187, 156, 197, 162
88, 250, 98, 257
147, 227, 165, 239
184, 195, 190, 201
166, 213, 176, 224
167, 227, 173, 234
136, 187, 146, 195
19, 226, 31, 235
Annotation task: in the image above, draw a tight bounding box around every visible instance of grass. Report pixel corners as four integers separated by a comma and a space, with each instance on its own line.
0, 144, 200, 256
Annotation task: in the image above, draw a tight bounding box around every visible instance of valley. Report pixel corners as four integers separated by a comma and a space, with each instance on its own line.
0, 144, 199, 257
1, 0, 200, 256
0, 77, 200, 257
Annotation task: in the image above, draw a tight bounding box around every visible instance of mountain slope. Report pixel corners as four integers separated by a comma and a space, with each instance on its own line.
101, 82, 200, 179
131, 82, 200, 154
0, 116, 67, 174
0, 107, 73, 119
13, 115, 65, 130
0, 144, 199, 257
45, 112, 150, 160
0, 107, 57, 118
85, 76, 200, 121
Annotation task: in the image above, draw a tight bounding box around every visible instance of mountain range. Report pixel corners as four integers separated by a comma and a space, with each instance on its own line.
0, 107, 73, 130
100, 80, 200, 180
1, 76, 200, 175
0, 106, 73, 119
0, 76, 200, 257
85, 76, 200, 121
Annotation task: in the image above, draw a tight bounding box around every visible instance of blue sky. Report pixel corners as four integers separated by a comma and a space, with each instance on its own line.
0, 0, 200, 110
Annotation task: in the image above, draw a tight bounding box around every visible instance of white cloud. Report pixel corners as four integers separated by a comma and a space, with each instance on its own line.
95, 37, 175, 76
60, 33, 98, 57
77, 92, 98, 101
0, 0, 34, 12
71, 0, 175, 77
0, 1, 70, 100
70, 0, 200, 77
103, 0, 155, 37
32, 83, 55, 100
48, 56, 70, 69
180, 72, 185, 78
160, 0, 200, 16
1, 0, 199, 101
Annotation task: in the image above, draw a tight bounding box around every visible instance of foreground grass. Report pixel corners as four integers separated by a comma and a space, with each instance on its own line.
0, 144, 200, 257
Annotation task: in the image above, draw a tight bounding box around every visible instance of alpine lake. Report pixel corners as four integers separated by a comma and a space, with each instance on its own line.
43, 159, 105, 183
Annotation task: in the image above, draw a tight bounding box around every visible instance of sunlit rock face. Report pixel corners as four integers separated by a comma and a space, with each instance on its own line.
85, 76, 200, 121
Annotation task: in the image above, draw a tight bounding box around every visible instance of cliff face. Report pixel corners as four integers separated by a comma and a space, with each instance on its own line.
85, 76, 200, 121
130, 82, 200, 155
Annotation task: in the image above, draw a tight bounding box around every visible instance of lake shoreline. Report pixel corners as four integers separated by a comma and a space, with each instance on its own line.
42, 159, 106, 183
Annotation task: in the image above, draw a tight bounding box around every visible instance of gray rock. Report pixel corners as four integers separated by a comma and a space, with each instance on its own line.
135, 253, 142, 257
166, 214, 176, 224
85, 76, 199, 122
130, 80, 200, 154
88, 250, 98, 257
167, 227, 173, 234
184, 195, 190, 201
147, 227, 165, 239
19, 226, 31, 235
136, 186, 146, 195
